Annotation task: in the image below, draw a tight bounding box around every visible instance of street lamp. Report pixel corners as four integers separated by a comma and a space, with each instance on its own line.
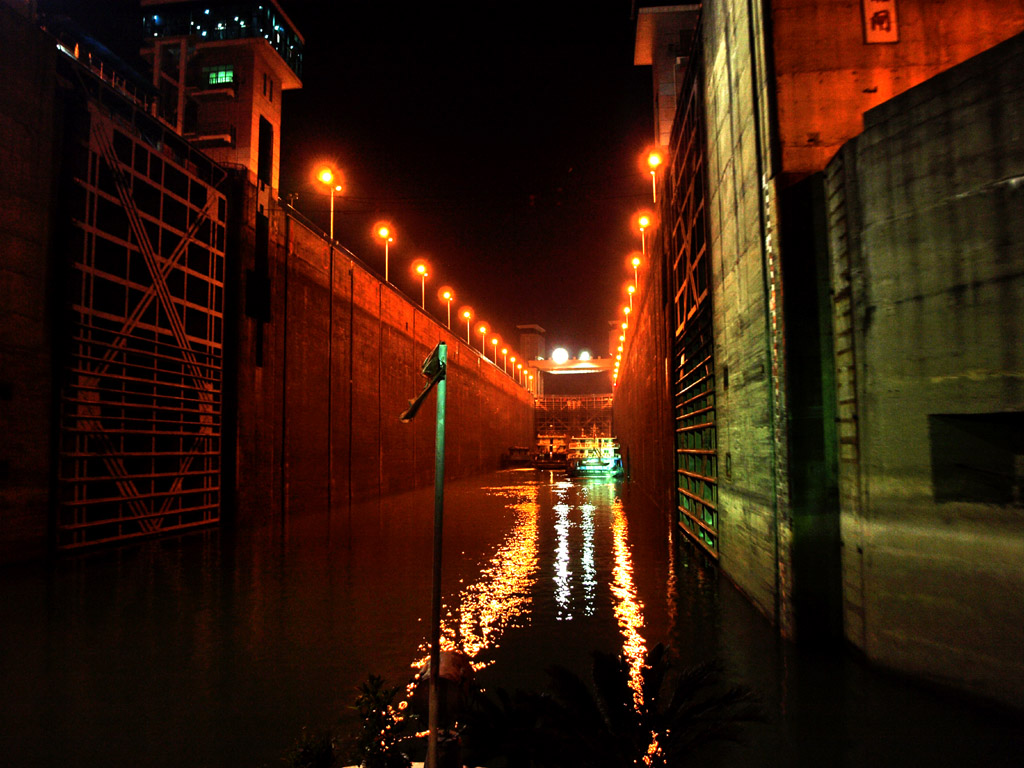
441, 289, 454, 329
637, 214, 651, 256
491, 337, 499, 363
510, 355, 516, 379
477, 324, 488, 355
647, 151, 663, 204
528, 374, 534, 394
374, 222, 394, 282
627, 283, 635, 310
317, 166, 343, 240
501, 347, 508, 373
630, 254, 641, 287
516, 362, 523, 385
414, 261, 429, 310
316, 164, 343, 518
461, 307, 473, 344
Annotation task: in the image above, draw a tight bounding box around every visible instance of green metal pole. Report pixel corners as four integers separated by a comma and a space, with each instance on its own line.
427, 343, 447, 768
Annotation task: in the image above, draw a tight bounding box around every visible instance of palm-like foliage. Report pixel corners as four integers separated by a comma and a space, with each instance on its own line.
343, 674, 418, 768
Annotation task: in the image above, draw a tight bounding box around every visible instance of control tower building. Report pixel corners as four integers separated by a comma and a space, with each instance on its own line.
140, 0, 303, 192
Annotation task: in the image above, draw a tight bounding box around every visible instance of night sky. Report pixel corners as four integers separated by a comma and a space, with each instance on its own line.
39, 0, 654, 357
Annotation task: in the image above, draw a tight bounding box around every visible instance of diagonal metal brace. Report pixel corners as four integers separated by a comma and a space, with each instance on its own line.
399, 344, 447, 422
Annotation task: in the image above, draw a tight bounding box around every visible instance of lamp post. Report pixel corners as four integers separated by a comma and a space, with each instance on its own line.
491, 337, 499, 363
462, 309, 472, 344
647, 151, 663, 204
477, 324, 487, 355
528, 374, 534, 394
516, 362, 523, 385
638, 215, 650, 256
375, 223, 394, 282
501, 347, 508, 373
442, 290, 454, 329
316, 165, 342, 521
415, 262, 429, 310
631, 254, 641, 287
510, 356, 516, 379
317, 167, 343, 240
627, 283, 635, 311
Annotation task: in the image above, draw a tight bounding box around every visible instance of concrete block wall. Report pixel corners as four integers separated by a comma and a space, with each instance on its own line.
702, 0, 793, 632
825, 33, 1024, 707
228, 188, 535, 528
0, 6, 58, 562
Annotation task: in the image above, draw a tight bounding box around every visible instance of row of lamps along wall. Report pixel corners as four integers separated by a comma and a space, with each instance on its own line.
614, 149, 662, 387
314, 165, 535, 392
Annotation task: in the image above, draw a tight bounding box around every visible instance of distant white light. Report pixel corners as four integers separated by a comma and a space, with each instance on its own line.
578, 350, 591, 361
552, 348, 569, 364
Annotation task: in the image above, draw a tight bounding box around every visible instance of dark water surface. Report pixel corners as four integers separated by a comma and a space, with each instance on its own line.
1, 470, 1021, 767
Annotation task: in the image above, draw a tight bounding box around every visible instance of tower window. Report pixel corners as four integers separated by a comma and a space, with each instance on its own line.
204, 65, 234, 86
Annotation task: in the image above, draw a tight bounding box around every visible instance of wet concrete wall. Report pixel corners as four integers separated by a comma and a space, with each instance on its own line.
701, 0, 795, 633
824, 33, 1024, 707
226, 186, 535, 527
0, 6, 59, 563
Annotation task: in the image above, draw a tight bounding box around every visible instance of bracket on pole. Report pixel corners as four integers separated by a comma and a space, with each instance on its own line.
399, 343, 447, 423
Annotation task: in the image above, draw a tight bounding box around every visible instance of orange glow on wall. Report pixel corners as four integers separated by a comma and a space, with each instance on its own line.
771, 0, 1024, 178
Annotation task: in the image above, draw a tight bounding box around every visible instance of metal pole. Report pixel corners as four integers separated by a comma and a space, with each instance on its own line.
447, 301, 451, 329
651, 170, 657, 204
421, 276, 426, 310
385, 239, 389, 282
466, 319, 470, 344
427, 343, 448, 768
327, 191, 334, 522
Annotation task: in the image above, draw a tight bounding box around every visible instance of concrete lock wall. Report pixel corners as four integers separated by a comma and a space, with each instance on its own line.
771, 0, 1024, 180
227, 185, 535, 527
0, 6, 59, 563
824, 33, 1024, 707
612, 220, 674, 514
702, 0, 795, 632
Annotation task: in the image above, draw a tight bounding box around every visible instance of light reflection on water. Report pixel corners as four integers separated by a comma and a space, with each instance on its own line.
417, 482, 540, 672
2, 470, 1022, 768
412, 476, 650, 680
552, 501, 572, 620
610, 496, 647, 709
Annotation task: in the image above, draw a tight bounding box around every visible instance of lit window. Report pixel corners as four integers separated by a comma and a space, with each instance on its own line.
204, 65, 234, 85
